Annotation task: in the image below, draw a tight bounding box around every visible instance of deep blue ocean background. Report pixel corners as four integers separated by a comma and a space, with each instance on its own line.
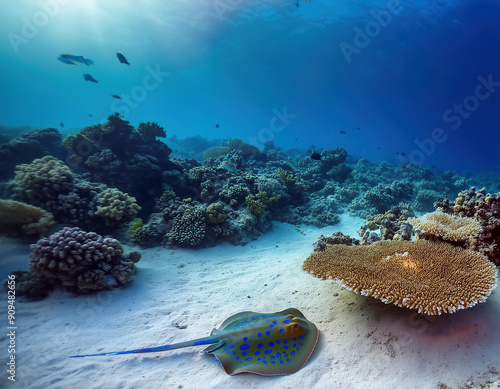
1, 0, 499, 172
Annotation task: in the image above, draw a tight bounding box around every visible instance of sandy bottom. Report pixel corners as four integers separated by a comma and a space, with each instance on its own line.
1, 215, 499, 389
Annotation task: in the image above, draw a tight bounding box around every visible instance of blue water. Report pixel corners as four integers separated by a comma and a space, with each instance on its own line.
1, 0, 499, 172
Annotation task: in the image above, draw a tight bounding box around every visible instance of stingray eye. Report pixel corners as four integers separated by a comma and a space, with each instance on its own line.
292, 324, 300, 331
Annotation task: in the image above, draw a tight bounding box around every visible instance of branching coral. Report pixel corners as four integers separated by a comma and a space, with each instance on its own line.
303, 240, 497, 315
245, 192, 280, 215
29, 227, 140, 294
136, 121, 166, 142
0, 200, 54, 237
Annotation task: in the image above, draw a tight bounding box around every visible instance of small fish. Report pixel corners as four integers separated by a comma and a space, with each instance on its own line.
59, 123, 64, 127
88, 114, 93, 117
220, 161, 238, 172
60, 54, 93, 66
401, 152, 406, 156
111, 95, 122, 99
70, 308, 319, 376
215, 124, 220, 128
310, 152, 322, 160
83, 74, 98, 83
295, 138, 298, 141
339, 130, 346, 134
116, 53, 130, 65
356, 127, 361, 130
377, 147, 381, 150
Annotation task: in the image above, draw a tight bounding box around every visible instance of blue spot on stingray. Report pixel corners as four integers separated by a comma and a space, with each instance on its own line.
271, 356, 275, 359
276, 352, 281, 358
246, 357, 252, 361
240, 344, 249, 350
287, 359, 291, 362
269, 341, 274, 347
291, 351, 296, 355
272, 361, 275, 364
236, 356, 240, 360
283, 340, 288, 343
243, 337, 248, 341
255, 351, 261, 356
258, 343, 263, 348
231, 351, 235, 354
280, 360, 284, 364
276, 340, 280, 344
228, 344, 233, 348
258, 332, 262, 337
265, 350, 272, 355
272, 321, 277, 325
284, 319, 291, 324
279, 329, 285, 333
293, 344, 297, 348
266, 331, 271, 335
269, 325, 273, 329
284, 345, 288, 349
263, 361, 268, 364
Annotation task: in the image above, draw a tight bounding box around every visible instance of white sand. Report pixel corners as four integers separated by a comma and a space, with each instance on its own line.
1, 215, 499, 389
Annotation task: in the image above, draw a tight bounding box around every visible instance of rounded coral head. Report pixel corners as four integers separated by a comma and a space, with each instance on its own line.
303, 240, 498, 315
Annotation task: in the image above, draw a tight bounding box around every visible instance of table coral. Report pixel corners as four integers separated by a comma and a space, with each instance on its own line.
29, 227, 140, 294
0, 199, 54, 237
303, 240, 497, 315
408, 211, 481, 244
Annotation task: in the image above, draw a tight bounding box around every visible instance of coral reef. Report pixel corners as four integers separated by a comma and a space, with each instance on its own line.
167, 205, 207, 246
303, 240, 497, 315
3, 270, 54, 301
358, 204, 414, 242
29, 227, 141, 294
435, 187, 500, 265
0, 200, 54, 237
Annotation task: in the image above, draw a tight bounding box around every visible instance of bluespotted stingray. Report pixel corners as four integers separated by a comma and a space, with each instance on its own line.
70, 308, 319, 376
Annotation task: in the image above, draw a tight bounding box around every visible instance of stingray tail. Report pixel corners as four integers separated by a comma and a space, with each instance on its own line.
69, 337, 220, 358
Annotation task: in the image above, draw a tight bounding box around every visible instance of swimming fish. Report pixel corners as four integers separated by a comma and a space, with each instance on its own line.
111, 95, 122, 99
70, 308, 318, 376
215, 124, 220, 128
116, 52, 130, 65
310, 152, 322, 160
83, 74, 98, 83
221, 161, 238, 172
356, 127, 361, 130
59, 123, 64, 127
339, 130, 346, 134
59, 54, 93, 66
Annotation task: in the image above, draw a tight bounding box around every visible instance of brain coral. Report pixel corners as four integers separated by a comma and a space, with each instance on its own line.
408, 211, 481, 243
303, 240, 497, 315
30, 227, 140, 294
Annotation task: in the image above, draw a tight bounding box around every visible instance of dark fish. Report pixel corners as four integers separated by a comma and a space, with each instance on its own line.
83, 74, 98, 83
295, 138, 298, 141
401, 152, 406, 156
311, 152, 322, 160
88, 114, 93, 117
60, 123, 64, 127
377, 147, 381, 149
339, 130, 346, 134
116, 53, 130, 65
57, 56, 77, 65
215, 124, 220, 128
60, 54, 93, 65
356, 127, 361, 130
396, 152, 400, 155
111, 95, 122, 99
